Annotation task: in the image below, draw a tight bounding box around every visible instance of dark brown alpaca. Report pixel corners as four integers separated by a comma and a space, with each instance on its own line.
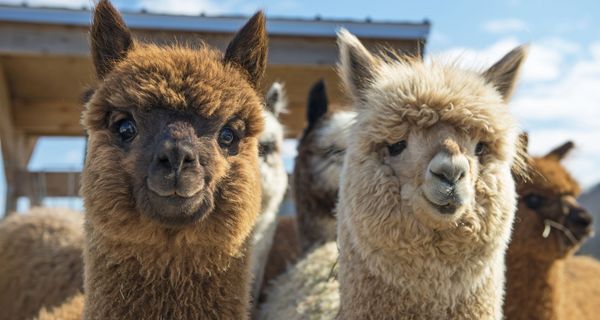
79, 1, 267, 319
505, 137, 599, 320
293, 80, 355, 252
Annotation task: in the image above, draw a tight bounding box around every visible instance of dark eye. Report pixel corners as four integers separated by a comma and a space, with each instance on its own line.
387, 140, 407, 156
475, 142, 488, 156
259, 142, 276, 157
218, 127, 236, 146
116, 118, 137, 142
523, 193, 546, 210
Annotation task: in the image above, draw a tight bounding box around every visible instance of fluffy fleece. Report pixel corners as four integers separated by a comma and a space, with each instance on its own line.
249, 82, 289, 304
259, 242, 339, 320
262, 30, 527, 320
504, 139, 599, 320
78, 1, 267, 319
0, 208, 83, 320
293, 79, 356, 252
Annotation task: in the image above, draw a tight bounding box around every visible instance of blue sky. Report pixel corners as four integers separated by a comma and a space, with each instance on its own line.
1, 0, 600, 215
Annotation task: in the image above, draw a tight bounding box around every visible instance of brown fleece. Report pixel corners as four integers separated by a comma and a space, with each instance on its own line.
505, 141, 599, 320
0, 208, 83, 320
78, 1, 267, 319
259, 216, 301, 302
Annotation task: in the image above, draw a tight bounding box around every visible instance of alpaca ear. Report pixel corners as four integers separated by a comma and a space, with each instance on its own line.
91, 0, 133, 79
337, 29, 378, 103
265, 82, 286, 117
224, 11, 268, 88
519, 132, 529, 154
483, 44, 528, 101
545, 141, 575, 161
307, 79, 328, 129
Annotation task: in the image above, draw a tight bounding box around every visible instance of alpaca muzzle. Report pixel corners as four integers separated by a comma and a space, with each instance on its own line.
422, 151, 472, 215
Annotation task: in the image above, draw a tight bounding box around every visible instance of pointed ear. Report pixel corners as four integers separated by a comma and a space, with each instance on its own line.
519, 132, 529, 154
265, 82, 286, 117
337, 29, 378, 102
545, 141, 575, 161
307, 79, 328, 129
224, 11, 268, 88
483, 44, 528, 101
91, 0, 133, 79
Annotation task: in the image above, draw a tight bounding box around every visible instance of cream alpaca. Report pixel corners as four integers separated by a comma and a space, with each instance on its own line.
262, 30, 527, 320
250, 82, 289, 303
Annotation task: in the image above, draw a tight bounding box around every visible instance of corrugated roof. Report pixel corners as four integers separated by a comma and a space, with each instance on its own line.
0, 4, 430, 40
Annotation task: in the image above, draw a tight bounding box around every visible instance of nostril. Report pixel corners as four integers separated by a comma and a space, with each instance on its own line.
157, 154, 171, 168
183, 153, 196, 164
568, 209, 592, 227
430, 170, 453, 185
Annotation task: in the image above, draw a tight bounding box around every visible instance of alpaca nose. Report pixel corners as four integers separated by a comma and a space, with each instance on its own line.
428, 153, 468, 187
154, 139, 198, 174
567, 207, 592, 228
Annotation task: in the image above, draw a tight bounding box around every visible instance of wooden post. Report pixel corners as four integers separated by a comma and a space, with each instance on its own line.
0, 62, 25, 217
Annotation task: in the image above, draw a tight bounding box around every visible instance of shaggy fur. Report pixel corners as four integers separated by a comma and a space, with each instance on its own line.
260, 242, 339, 320
262, 30, 527, 320
504, 139, 598, 320
0, 208, 83, 320
36, 294, 84, 320
79, 1, 267, 319
250, 82, 289, 304
294, 79, 356, 252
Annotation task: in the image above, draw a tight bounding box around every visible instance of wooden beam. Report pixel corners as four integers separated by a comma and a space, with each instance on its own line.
15, 171, 81, 198
13, 99, 84, 136
0, 22, 418, 66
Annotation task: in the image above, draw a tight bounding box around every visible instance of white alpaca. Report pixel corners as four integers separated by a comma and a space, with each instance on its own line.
250, 82, 289, 303
261, 30, 528, 320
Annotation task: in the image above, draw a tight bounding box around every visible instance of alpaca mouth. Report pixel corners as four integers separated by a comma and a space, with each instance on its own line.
141, 188, 215, 227
423, 195, 460, 215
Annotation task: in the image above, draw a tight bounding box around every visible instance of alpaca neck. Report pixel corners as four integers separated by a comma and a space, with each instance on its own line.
504, 249, 564, 320
83, 227, 251, 320
295, 191, 337, 252
337, 227, 502, 320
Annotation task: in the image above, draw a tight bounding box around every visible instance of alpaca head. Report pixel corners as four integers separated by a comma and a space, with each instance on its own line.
81, 0, 267, 251
337, 30, 527, 277
294, 80, 356, 208
512, 137, 593, 260
259, 82, 288, 212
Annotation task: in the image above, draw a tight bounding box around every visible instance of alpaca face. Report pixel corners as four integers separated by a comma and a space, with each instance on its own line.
259, 83, 288, 212
303, 111, 356, 195
513, 141, 593, 259
337, 30, 526, 270
81, 1, 267, 246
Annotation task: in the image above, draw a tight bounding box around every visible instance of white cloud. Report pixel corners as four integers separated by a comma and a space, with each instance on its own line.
136, 0, 228, 15
0, 0, 91, 8
483, 19, 528, 34
433, 39, 600, 189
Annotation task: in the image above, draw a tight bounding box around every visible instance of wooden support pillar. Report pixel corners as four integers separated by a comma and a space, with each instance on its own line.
0, 61, 25, 217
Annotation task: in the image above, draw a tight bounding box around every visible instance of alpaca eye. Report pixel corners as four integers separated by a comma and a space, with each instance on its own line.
218, 127, 236, 146
387, 140, 407, 156
259, 141, 276, 157
116, 119, 137, 142
475, 142, 488, 156
523, 193, 546, 210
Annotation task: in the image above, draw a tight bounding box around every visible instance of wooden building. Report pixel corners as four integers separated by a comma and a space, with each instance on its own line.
0, 4, 429, 215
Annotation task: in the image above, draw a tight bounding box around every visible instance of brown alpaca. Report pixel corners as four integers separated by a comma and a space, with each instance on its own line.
262, 30, 528, 319
504, 138, 599, 320
258, 215, 301, 303
0, 208, 83, 320
76, 1, 267, 319
293, 79, 356, 252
